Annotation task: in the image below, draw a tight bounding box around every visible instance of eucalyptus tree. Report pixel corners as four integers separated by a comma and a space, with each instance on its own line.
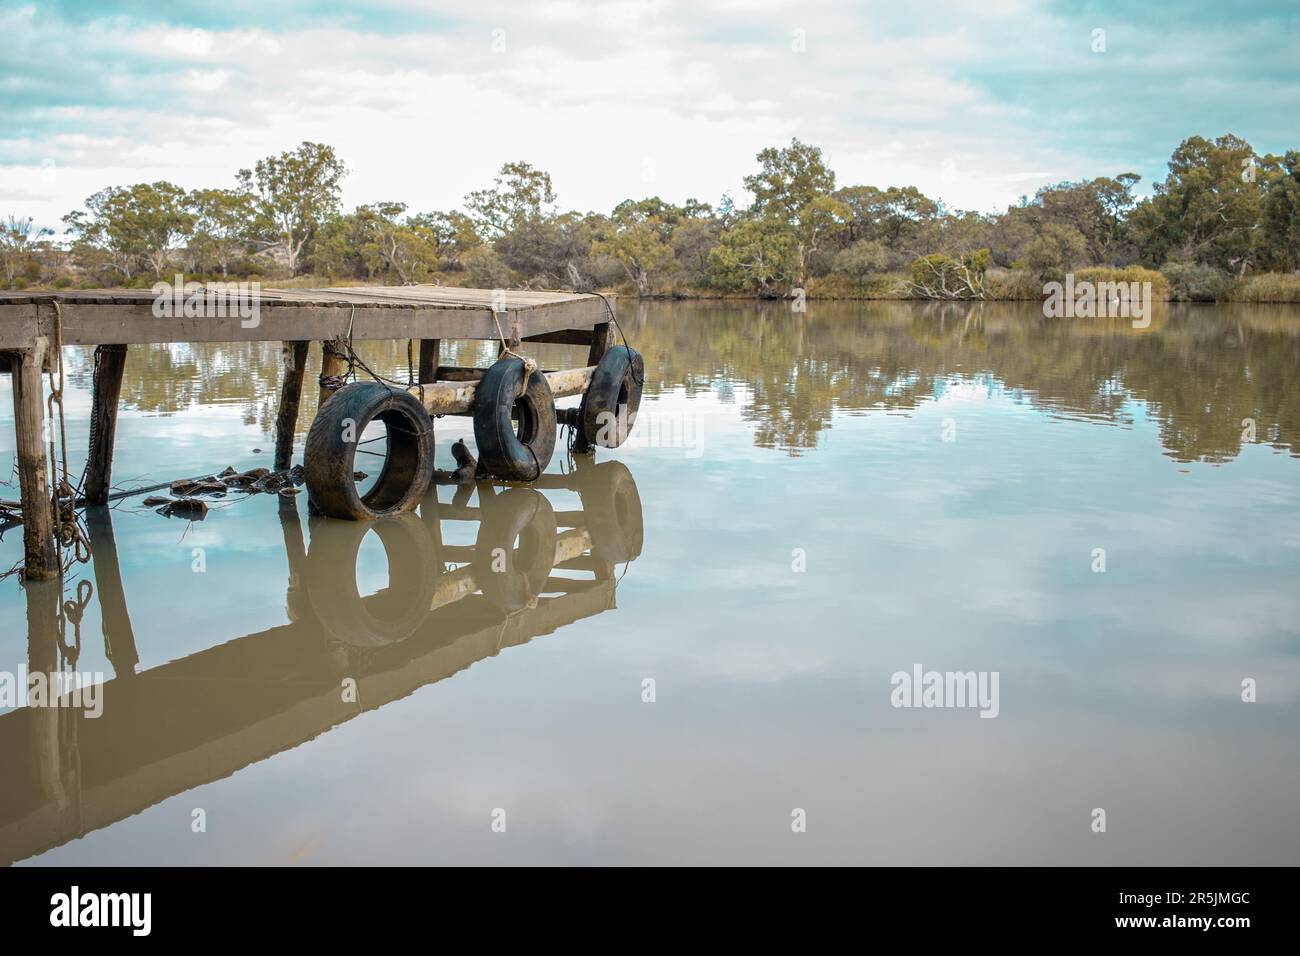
742, 138, 849, 287
62, 181, 195, 279
237, 141, 347, 276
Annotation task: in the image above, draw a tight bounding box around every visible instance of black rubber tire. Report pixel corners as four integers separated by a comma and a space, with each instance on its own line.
304, 381, 433, 520
473, 488, 558, 612
303, 513, 437, 646
579, 346, 644, 449
472, 358, 556, 480
575, 461, 644, 564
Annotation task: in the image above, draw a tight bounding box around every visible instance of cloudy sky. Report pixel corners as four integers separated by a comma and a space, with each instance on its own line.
2, 0, 1297, 232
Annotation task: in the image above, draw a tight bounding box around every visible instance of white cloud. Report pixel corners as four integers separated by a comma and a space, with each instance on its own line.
4, 1, 1297, 230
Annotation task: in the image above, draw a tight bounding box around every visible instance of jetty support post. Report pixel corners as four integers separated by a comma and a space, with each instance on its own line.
570, 322, 615, 452
10, 338, 58, 580
587, 320, 614, 367
84, 343, 128, 506
274, 341, 311, 471
318, 339, 347, 410
418, 339, 440, 384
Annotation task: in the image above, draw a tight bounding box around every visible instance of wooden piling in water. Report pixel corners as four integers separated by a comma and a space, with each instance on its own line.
11, 338, 58, 580
274, 341, 310, 471
318, 339, 347, 409
572, 322, 615, 453
418, 339, 440, 384
84, 343, 128, 506
587, 320, 614, 367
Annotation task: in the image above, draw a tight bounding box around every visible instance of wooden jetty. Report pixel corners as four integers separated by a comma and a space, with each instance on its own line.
0, 285, 638, 579
0, 462, 643, 864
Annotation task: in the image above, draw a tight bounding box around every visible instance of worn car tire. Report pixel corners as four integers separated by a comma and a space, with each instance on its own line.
304, 381, 433, 520
472, 357, 556, 480
579, 346, 644, 449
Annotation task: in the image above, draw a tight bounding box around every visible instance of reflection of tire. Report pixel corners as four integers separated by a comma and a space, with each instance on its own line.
474, 488, 558, 612
576, 461, 644, 564
579, 346, 644, 448
304, 513, 437, 646
304, 382, 433, 520
473, 358, 556, 480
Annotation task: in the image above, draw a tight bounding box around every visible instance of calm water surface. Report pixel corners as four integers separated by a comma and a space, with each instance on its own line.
1, 300, 1298, 865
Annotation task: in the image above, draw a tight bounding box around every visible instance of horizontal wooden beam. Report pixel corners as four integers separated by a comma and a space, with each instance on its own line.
522, 328, 597, 346
0, 296, 612, 349
434, 365, 486, 381
409, 365, 594, 415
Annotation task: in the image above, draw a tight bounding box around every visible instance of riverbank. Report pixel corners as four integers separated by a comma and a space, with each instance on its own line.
619, 268, 1300, 303
10, 268, 1300, 303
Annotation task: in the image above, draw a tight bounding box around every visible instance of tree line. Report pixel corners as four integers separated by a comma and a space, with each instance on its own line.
3, 134, 1298, 300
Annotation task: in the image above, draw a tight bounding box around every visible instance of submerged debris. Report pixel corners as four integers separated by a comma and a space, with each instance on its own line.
170, 477, 227, 497
161, 498, 209, 520
151, 463, 309, 519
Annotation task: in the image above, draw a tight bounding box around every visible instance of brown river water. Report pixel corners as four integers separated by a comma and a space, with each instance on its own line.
1, 299, 1298, 865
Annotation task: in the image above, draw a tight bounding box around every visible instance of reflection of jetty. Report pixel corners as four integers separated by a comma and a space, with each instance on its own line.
0, 461, 643, 865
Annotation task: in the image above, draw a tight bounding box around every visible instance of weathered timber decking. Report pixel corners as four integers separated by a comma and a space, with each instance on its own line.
0, 285, 613, 348
0, 284, 619, 578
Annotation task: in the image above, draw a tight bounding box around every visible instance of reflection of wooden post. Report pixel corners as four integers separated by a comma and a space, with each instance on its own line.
84, 344, 128, 506
418, 339, 440, 470
274, 341, 310, 471
85, 505, 139, 679
318, 340, 347, 409
12, 338, 57, 580
418, 339, 440, 384
279, 497, 308, 624
25, 577, 71, 807
419, 485, 444, 568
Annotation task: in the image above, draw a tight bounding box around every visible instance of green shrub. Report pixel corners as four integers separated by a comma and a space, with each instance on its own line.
1160, 261, 1230, 301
